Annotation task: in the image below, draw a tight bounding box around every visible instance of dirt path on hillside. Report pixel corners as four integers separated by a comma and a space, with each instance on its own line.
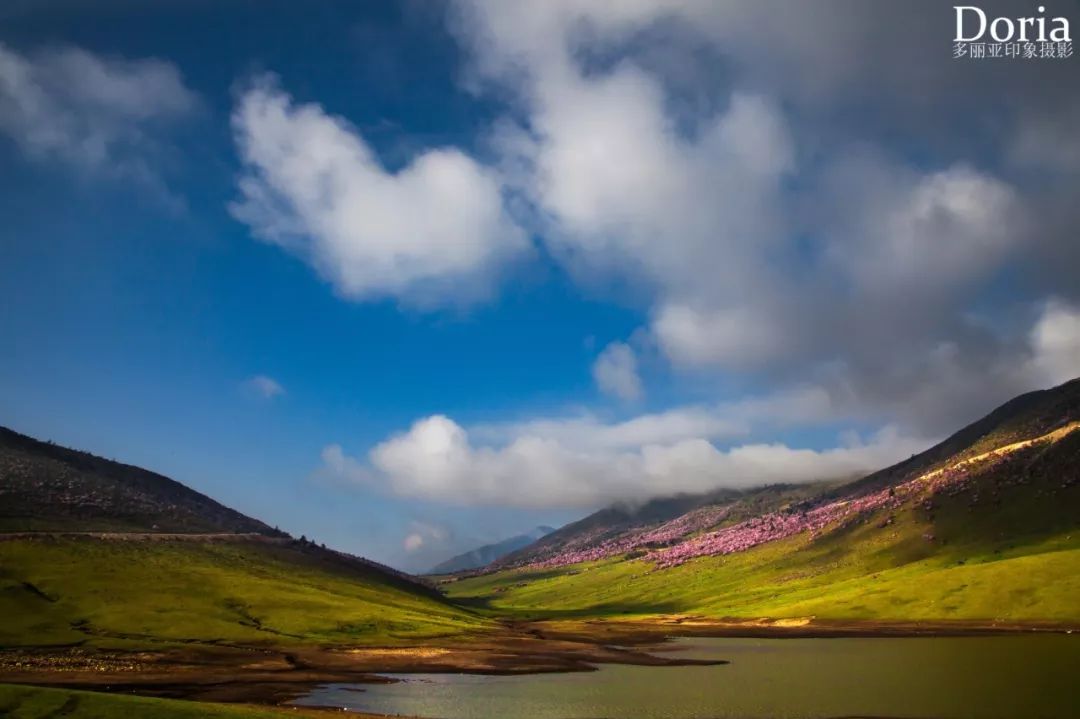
915, 420, 1080, 485
0, 531, 287, 542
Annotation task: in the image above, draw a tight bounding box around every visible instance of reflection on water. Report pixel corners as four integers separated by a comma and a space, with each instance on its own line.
294, 635, 1080, 719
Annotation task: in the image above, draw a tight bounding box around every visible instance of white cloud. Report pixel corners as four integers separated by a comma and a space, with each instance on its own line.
448, 0, 1071, 436
643, 154, 1026, 386
819, 155, 1024, 297
523, 81, 793, 307
321, 384, 924, 510
592, 341, 643, 400
402, 520, 449, 553
325, 411, 925, 510
473, 408, 742, 453
456, 1, 795, 313
230, 75, 529, 307
469, 385, 834, 454
1027, 300, 1080, 387
242, 374, 285, 400
0, 42, 196, 181
651, 303, 787, 369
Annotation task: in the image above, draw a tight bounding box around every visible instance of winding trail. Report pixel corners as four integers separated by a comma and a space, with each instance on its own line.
916, 420, 1080, 484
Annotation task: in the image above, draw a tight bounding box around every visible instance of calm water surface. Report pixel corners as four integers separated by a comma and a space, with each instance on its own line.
294, 635, 1080, 719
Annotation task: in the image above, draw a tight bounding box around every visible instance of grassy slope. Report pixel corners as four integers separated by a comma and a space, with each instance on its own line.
498, 380, 1080, 574
448, 434, 1080, 624
0, 683, 334, 719
0, 538, 490, 649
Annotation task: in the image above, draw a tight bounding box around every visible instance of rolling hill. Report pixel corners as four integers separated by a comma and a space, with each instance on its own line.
0, 426, 490, 649
429, 526, 555, 574
446, 378, 1080, 625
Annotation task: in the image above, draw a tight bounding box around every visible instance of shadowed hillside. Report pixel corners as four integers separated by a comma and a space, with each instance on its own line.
0, 427, 282, 535
836, 376, 1080, 498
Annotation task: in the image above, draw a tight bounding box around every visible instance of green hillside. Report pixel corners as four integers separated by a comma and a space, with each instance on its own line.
0, 683, 337, 719
0, 536, 489, 649
0, 426, 490, 650
447, 382, 1080, 625
448, 522, 1080, 624
4, 380, 1078, 658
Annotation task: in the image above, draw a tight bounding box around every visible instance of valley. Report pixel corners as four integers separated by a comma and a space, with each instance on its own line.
2, 379, 1079, 717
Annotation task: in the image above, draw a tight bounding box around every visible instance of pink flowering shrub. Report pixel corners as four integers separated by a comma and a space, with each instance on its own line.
636, 505, 733, 545
503, 505, 734, 571
495, 438, 1064, 573
648, 487, 904, 568
648, 449, 1027, 569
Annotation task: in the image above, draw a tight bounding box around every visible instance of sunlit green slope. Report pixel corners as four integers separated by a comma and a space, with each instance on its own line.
0, 537, 489, 648
0, 535, 490, 647
0, 425, 490, 650
448, 382, 1080, 624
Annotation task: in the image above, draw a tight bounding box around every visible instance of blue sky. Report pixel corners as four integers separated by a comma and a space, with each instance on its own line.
1, 1, 1078, 571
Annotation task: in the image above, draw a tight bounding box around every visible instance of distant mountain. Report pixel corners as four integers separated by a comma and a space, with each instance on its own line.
430, 526, 556, 574
0, 426, 285, 535
491, 377, 1080, 573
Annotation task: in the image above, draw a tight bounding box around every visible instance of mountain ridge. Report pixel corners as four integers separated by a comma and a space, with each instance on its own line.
480, 377, 1080, 574
0, 425, 283, 535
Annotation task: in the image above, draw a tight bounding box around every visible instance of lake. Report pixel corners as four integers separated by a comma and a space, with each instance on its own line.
294, 635, 1080, 719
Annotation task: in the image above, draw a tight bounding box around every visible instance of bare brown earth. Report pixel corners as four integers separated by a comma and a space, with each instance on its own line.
2, 617, 1075, 707
0, 623, 718, 705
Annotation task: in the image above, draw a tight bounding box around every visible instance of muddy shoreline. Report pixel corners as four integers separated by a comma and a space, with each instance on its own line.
2, 617, 1076, 708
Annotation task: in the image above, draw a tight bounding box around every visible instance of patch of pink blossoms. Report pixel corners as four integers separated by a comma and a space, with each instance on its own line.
506, 505, 734, 571
499, 448, 1033, 573
648, 488, 903, 569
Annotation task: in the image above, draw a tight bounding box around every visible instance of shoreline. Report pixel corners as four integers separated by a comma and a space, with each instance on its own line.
529, 615, 1080, 641
1, 617, 1076, 707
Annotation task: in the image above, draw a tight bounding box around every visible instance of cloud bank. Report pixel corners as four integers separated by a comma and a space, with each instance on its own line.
270, 1, 1080, 508
321, 384, 931, 509
324, 411, 926, 510
446, 0, 1079, 433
